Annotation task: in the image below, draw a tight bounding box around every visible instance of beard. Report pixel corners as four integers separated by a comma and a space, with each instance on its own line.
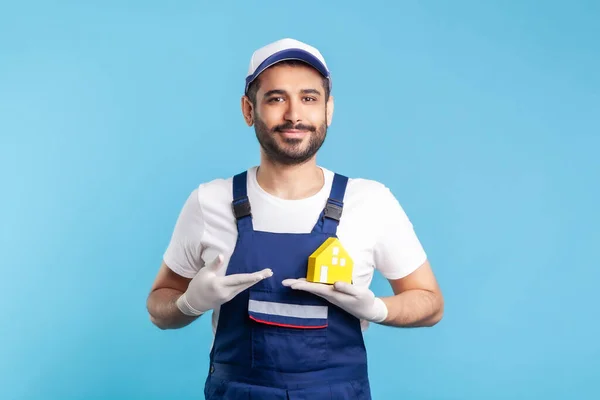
254, 112, 328, 166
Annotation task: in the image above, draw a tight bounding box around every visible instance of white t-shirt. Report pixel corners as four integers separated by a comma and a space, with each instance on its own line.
163, 166, 428, 334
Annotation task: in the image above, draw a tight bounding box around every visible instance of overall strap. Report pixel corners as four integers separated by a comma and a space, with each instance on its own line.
314, 173, 349, 235
232, 171, 253, 232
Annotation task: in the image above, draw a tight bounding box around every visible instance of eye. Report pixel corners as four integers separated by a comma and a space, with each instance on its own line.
303, 97, 317, 102
268, 97, 284, 103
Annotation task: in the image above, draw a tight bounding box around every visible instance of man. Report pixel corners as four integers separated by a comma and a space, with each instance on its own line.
147, 38, 444, 399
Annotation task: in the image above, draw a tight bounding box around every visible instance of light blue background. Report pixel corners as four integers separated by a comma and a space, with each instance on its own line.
1, 1, 599, 399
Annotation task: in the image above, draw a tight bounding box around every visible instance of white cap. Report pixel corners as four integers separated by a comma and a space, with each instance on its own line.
245, 38, 331, 94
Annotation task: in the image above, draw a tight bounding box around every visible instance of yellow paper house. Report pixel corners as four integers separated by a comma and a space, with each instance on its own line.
307, 237, 353, 284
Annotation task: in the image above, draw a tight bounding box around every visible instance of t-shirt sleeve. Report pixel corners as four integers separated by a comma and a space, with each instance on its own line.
372, 186, 428, 280
162, 188, 206, 279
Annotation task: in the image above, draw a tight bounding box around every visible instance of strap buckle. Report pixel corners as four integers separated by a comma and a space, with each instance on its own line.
324, 199, 343, 221
232, 197, 251, 219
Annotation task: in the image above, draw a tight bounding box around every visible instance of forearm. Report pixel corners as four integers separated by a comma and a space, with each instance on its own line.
379, 289, 444, 328
147, 288, 200, 330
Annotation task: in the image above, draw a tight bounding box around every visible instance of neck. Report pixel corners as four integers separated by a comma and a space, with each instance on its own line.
256, 155, 324, 200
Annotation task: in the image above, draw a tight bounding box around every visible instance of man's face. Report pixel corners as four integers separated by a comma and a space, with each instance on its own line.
247, 63, 332, 166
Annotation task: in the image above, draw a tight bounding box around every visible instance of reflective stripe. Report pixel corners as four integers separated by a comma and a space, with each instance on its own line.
248, 299, 328, 319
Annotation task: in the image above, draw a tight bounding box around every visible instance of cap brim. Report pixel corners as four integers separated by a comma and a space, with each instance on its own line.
245, 48, 330, 94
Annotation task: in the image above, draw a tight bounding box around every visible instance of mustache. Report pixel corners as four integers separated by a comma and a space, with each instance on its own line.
273, 122, 316, 133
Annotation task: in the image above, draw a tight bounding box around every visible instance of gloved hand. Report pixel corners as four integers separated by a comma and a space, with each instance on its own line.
177, 254, 273, 316
281, 278, 388, 323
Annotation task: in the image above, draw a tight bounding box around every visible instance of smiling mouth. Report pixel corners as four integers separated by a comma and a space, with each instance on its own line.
278, 129, 309, 138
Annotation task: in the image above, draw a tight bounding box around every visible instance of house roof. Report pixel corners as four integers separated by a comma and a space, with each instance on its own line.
310, 237, 342, 258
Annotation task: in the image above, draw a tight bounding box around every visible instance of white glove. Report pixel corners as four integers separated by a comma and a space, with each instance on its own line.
177, 254, 273, 316
281, 278, 388, 323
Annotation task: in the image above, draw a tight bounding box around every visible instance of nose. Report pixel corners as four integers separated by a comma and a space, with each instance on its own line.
283, 98, 301, 124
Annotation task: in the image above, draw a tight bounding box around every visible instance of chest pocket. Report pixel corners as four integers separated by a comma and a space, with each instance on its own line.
248, 289, 329, 372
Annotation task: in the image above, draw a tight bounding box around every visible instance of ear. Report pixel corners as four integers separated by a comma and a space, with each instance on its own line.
326, 95, 334, 126
241, 95, 254, 126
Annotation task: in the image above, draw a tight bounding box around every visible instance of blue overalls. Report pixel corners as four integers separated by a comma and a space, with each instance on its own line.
204, 170, 372, 400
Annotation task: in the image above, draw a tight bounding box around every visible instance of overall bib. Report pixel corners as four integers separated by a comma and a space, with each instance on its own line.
204, 171, 372, 400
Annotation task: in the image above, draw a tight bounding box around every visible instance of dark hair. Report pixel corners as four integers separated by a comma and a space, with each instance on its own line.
245, 60, 331, 106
